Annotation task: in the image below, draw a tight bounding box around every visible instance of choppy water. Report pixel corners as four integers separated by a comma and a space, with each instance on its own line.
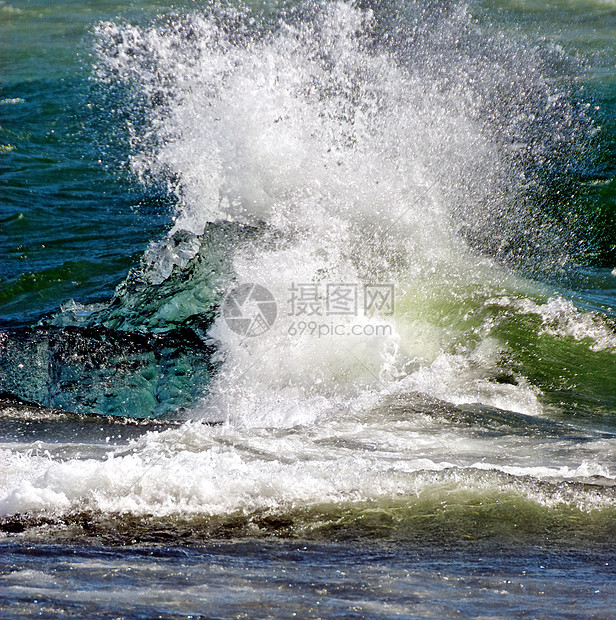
2, 0, 616, 616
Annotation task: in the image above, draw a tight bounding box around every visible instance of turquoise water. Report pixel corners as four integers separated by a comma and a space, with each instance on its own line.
2, 0, 616, 616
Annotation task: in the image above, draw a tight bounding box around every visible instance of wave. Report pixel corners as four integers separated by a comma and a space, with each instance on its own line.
1, 0, 615, 537
1, 397, 615, 543
2, 0, 614, 420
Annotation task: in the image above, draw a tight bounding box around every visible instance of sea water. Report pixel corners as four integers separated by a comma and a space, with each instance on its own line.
1, 0, 616, 617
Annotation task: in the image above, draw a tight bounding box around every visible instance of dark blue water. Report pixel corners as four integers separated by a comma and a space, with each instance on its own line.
1, 540, 616, 618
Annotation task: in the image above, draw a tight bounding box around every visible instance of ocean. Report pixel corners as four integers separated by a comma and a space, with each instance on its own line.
1, 0, 616, 616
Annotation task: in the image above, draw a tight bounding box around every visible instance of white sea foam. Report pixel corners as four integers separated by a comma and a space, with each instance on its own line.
515, 296, 616, 351
1, 419, 615, 518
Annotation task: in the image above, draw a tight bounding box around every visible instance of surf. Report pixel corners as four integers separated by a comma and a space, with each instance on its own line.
1, 0, 616, 535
